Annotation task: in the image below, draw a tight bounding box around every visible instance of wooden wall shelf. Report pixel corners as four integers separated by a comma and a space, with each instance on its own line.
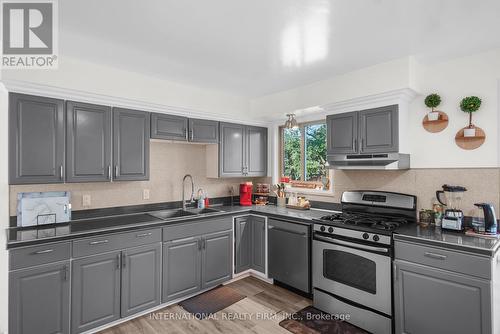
422, 111, 449, 133
455, 126, 486, 150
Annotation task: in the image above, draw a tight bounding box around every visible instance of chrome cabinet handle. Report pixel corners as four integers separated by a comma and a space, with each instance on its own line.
122, 253, 126, 268
114, 165, 119, 178
136, 232, 152, 238
62, 265, 68, 281
424, 252, 447, 260
360, 138, 364, 152
190, 129, 194, 141
352, 138, 355, 150
116, 254, 121, 269
393, 263, 398, 281
89, 239, 109, 245
198, 239, 202, 250
184, 128, 188, 140
202, 238, 206, 249
59, 165, 64, 180
107, 165, 111, 179
33, 249, 54, 255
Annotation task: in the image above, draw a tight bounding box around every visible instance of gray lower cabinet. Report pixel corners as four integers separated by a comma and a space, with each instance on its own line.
151, 113, 188, 141
251, 216, 266, 274
121, 243, 162, 317
66, 101, 112, 182
9, 93, 65, 184
189, 118, 219, 143
202, 230, 232, 288
9, 261, 70, 334
326, 111, 358, 155
71, 251, 121, 333
234, 216, 252, 273
162, 237, 202, 302
113, 108, 150, 181
394, 259, 491, 334
219, 123, 267, 177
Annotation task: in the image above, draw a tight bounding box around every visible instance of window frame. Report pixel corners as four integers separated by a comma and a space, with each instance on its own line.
279, 120, 332, 193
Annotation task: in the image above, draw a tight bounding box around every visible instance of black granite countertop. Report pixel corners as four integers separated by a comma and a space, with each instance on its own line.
395, 224, 500, 257
6, 204, 336, 249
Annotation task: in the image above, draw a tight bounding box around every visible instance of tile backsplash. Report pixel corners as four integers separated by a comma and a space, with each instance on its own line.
9, 141, 270, 215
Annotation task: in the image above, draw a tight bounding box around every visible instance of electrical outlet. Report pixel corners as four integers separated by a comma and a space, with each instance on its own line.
82, 194, 91, 208
143, 189, 150, 200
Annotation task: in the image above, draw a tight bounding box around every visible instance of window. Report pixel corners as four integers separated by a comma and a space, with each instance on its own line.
280, 121, 330, 191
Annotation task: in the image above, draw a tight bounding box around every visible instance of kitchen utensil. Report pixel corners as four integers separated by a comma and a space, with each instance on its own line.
436, 185, 467, 231
239, 183, 253, 206
474, 203, 497, 235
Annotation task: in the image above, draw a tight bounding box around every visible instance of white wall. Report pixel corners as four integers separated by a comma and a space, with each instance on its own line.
0, 83, 9, 333
251, 49, 500, 168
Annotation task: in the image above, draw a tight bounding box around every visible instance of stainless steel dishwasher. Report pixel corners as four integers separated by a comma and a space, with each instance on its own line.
268, 218, 310, 293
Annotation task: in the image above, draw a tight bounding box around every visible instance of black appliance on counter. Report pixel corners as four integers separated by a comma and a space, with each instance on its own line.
312, 190, 417, 334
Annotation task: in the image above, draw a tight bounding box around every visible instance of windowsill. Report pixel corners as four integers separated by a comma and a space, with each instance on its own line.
285, 187, 335, 198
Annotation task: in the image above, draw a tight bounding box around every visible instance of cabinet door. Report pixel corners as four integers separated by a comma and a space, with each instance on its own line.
246, 126, 267, 177
188, 118, 219, 143
151, 113, 188, 141
359, 105, 398, 153
252, 216, 266, 274
162, 237, 201, 302
9, 93, 65, 184
202, 230, 232, 289
394, 260, 491, 334
113, 108, 150, 181
219, 122, 245, 177
66, 101, 112, 182
121, 243, 161, 317
234, 216, 252, 273
326, 112, 358, 155
9, 262, 70, 334
71, 252, 121, 333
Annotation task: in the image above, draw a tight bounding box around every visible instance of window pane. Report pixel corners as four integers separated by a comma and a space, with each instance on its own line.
283, 127, 301, 180
305, 123, 328, 188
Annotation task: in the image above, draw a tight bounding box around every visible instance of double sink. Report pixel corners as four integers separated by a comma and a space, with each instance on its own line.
147, 207, 224, 220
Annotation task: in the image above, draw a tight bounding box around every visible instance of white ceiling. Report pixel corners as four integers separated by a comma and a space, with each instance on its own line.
60, 0, 500, 97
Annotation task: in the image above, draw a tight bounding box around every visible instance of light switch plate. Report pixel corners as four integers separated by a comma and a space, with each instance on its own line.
143, 189, 150, 200
82, 194, 91, 207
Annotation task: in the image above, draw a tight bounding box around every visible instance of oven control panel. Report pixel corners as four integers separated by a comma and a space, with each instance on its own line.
314, 224, 391, 246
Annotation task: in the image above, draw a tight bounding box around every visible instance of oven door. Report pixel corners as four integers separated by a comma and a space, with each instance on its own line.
313, 237, 392, 315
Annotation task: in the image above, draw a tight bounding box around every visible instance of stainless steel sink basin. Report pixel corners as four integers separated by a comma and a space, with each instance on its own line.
147, 209, 196, 220
185, 207, 224, 215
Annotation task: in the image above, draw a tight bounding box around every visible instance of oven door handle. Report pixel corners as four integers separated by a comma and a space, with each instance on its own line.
314, 235, 389, 253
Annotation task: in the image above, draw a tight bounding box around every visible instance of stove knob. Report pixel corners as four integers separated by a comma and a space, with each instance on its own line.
320, 226, 326, 232
362, 233, 369, 240
373, 235, 380, 242
328, 227, 334, 233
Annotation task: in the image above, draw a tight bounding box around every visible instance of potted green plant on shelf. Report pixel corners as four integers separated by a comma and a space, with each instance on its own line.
460, 96, 482, 137
424, 93, 441, 121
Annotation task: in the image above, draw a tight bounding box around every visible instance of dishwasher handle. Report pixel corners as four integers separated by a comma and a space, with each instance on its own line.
268, 225, 308, 237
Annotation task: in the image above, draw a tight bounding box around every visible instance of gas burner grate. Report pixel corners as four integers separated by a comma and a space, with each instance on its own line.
319, 213, 409, 231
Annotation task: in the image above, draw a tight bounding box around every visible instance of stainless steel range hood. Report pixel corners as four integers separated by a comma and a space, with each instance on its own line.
327, 153, 410, 170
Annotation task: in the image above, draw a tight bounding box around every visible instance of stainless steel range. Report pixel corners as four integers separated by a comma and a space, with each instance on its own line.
312, 190, 417, 334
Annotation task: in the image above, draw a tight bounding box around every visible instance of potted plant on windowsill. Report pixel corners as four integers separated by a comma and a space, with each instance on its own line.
425, 93, 441, 121
460, 96, 482, 137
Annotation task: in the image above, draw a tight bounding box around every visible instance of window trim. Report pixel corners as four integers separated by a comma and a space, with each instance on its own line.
279, 120, 332, 194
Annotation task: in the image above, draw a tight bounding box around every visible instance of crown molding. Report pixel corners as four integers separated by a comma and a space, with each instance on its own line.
0, 79, 269, 127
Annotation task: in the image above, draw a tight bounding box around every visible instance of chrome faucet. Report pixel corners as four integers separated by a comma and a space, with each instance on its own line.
182, 174, 195, 210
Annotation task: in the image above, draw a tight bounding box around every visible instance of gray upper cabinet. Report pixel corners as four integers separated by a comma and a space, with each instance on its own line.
251, 216, 266, 274
151, 113, 188, 141
327, 111, 358, 155
113, 108, 150, 181
121, 243, 161, 317
359, 105, 398, 153
9, 261, 70, 334
234, 216, 252, 273
66, 101, 112, 183
394, 260, 491, 334
220, 122, 268, 177
220, 122, 246, 177
71, 251, 121, 334
246, 126, 268, 177
9, 93, 65, 184
201, 230, 232, 289
189, 118, 219, 143
327, 105, 399, 155
162, 237, 201, 302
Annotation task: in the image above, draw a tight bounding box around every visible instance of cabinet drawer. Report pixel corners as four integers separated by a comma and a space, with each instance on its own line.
73, 228, 162, 257
10, 242, 70, 270
163, 218, 232, 241
395, 241, 491, 279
